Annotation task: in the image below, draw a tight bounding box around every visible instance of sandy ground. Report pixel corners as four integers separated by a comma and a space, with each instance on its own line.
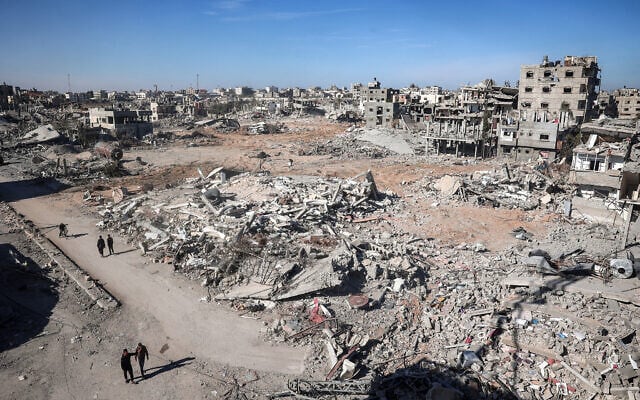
0, 214, 234, 400
0, 116, 555, 398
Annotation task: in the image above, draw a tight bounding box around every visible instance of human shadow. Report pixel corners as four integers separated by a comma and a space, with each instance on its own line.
139, 357, 195, 381
112, 248, 137, 256
66, 233, 88, 239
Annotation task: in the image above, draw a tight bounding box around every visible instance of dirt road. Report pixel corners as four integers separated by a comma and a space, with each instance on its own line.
3, 178, 307, 376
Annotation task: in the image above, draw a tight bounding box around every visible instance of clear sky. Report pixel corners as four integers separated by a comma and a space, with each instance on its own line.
1, 0, 638, 92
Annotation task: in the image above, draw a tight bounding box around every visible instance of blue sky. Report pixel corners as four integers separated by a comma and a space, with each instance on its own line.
1, 0, 638, 92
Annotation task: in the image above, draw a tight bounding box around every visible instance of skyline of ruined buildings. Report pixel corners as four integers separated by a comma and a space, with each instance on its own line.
1, 54, 640, 246
1, 55, 638, 154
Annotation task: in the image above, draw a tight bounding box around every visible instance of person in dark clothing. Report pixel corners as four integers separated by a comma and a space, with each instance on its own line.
135, 342, 149, 378
97, 236, 106, 257
107, 234, 114, 255
121, 349, 136, 383
58, 223, 67, 238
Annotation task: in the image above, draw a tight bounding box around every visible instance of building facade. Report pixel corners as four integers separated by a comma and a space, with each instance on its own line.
518, 55, 600, 126
614, 88, 640, 119
88, 108, 153, 138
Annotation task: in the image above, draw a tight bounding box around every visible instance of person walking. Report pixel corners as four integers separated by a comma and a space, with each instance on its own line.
120, 349, 136, 383
97, 236, 106, 257
58, 223, 67, 238
107, 234, 114, 255
135, 342, 149, 378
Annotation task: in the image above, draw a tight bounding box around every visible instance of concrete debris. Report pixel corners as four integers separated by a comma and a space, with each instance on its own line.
356, 128, 414, 155
93, 169, 409, 303
248, 121, 287, 134
20, 124, 61, 144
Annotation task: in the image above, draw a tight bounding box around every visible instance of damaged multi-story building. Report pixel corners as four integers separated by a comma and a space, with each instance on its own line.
614, 88, 640, 119
88, 107, 153, 138
150, 102, 177, 121
361, 78, 400, 128
422, 80, 517, 158
497, 55, 601, 161
568, 118, 640, 234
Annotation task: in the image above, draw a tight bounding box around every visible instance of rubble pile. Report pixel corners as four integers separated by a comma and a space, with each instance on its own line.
95, 169, 406, 298
301, 132, 393, 159
261, 230, 640, 399
248, 121, 287, 134
420, 163, 568, 211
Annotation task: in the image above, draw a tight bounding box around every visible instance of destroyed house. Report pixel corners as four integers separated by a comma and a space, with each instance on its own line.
150, 102, 177, 121
88, 107, 152, 139
567, 119, 640, 225
0, 83, 15, 110
399, 103, 435, 128
569, 139, 626, 199
497, 121, 562, 161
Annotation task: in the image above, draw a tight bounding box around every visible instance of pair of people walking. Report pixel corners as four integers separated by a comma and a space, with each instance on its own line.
121, 343, 149, 383
97, 234, 114, 257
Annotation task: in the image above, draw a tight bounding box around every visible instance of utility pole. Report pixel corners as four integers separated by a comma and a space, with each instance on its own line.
196, 73, 199, 92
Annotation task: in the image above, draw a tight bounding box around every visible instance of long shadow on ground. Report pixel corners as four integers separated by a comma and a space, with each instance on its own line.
0, 243, 59, 353
0, 177, 70, 202
139, 357, 195, 381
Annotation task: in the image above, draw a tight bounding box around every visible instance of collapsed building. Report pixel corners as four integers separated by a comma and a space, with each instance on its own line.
424, 80, 517, 158
569, 118, 640, 242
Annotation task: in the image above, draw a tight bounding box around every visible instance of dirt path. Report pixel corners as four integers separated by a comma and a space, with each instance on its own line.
3, 179, 307, 376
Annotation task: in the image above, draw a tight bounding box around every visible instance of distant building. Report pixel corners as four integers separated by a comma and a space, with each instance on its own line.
234, 87, 252, 97
0, 83, 15, 110
614, 88, 640, 119
91, 90, 108, 101
150, 102, 177, 121
361, 79, 400, 128
420, 86, 443, 104
518, 55, 600, 126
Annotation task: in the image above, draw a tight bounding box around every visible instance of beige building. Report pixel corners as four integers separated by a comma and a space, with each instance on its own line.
88, 108, 153, 138
518, 55, 600, 126
614, 88, 640, 119
361, 79, 400, 128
